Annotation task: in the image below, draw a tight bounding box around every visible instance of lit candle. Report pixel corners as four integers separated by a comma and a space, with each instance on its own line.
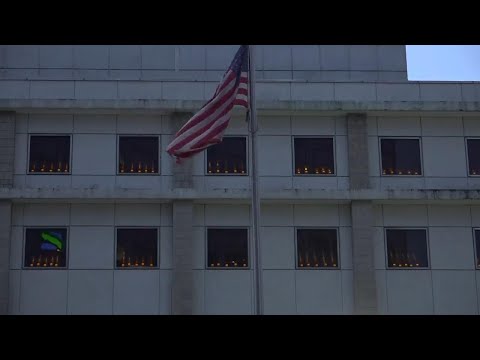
216, 161, 220, 173
315, 168, 320, 174
141, 257, 145, 266
304, 166, 309, 174
138, 162, 142, 173
321, 168, 326, 174
224, 161, 228, 174
208, 162, 212, 173
41, 161, 46, 172
127, 257, 131, 266
296, 168, 301, 174
414, 171, 418, 175
407, 170, 411, 175
151, 161, 155, 173
57, 161, 62, 172
37, 256, 41, 267
30, 257, 35, 267
49, 162, 54, 172
64, 163, 69, 173
31, 162, 36, 172
327, 169, 332, 174
144, 165, 149, 173
382, 169, 386, 175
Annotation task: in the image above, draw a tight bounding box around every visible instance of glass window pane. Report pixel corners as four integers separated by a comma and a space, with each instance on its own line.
386, 229, 428, 268
118, 136, 159, 174
296, 229, 338, 268
467, 139, 480, 176
294, 138, 335, 175
24, 228, 68, 268
29, 136, 70, 174
207, 137, 247, 175
381, 139, 422, 176
207, 228, 248, 268
116, 228, 158, 268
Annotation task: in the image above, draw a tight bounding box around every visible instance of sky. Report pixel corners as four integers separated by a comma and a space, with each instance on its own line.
406, 45, 480, 81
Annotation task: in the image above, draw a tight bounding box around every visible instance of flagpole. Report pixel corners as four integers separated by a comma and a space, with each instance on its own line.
248, 45, 263, 315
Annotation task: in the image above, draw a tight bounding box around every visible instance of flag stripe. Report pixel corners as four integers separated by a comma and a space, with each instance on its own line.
167, 45, 249, 162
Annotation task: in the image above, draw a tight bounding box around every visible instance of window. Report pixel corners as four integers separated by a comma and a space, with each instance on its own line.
116, 228, 158, 268
24, 228, 67, 268
206, 137, 247, 175
467, 139, 480, 176
386, 229, 429, 268
207, 228, 248, 268
475, 230, 480, 269
28, 135, 71, 174
380, 138, 422, 176
118, 136, 159, 174
296, 229, 339, 268
294, 137, 335, 175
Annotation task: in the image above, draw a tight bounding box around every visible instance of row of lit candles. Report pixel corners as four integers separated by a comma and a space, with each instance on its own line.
119, 256, 155, 267
299, 263, 337, 268
296, 167, 333, 175
29, 255, 61, 267
208, 161, 246, 174
382, 169, 420, 175
298, 252, 337, 267
209, 260, 248, 267
30, 162, 69, 173
119, 162, 156, 174
389, 252, 420, 267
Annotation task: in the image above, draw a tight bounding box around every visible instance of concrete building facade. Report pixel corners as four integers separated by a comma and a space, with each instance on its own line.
1, 45, 480, 315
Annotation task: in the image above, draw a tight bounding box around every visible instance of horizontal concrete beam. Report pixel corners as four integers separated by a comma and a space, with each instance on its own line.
0, 80, 479, 106
3, 187, 480, 203
1, 99, 480, 116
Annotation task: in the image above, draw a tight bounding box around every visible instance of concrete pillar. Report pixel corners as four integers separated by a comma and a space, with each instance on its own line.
347, 113, 369, 190
170, 112, 195, 314
351, 201, 377, 314
0, 112, 15, 188
172, 201, 194, 315
170, 112, 194, 189
346, 113, 377, 314
0, 201, 11, 315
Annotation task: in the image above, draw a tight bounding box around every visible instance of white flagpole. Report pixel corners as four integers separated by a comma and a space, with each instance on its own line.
248, 45, 263, 315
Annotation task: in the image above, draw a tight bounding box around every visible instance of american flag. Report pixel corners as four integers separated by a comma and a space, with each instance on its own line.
166, 45, 249, 162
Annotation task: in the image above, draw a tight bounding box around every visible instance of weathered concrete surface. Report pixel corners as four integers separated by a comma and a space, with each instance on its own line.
3, 187, 480, 203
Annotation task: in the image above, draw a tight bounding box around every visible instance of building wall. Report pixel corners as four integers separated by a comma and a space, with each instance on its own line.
9, 203, 172, 315
0, 45, 408, 82
374, 204, 480, 315
368, 116, 480, 190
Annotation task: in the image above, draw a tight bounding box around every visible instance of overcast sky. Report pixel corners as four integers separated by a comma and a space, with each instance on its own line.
406, 45, 480, 81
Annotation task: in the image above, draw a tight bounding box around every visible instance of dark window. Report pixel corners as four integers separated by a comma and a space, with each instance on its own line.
24, 228, 67, 268
475, 230, 480, 269
116, 228, 158, 268
296, 229, 339, 268
294, 138, 335, 175
386, 229, 428, 268
118, 136, 159, 174
467, 139, 480, 176
206, 137, 247, 175
207, 228, 248, 268
380, 138, 422, 176
28, 136, 70, 174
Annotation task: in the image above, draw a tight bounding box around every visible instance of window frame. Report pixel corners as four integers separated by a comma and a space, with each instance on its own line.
294, 227, 341, 270
114, 226, 160, 270
292, 136, 337, 177
22, 226, 69, 270
465, 137, 480, 177
378, 136, 424, 177
205, 226, 250, 270
204, 135, 249, 176
473, 228, 480, 269
116, 135, 161, 176
27, 134, 72, 175
384, 227, 430, 270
